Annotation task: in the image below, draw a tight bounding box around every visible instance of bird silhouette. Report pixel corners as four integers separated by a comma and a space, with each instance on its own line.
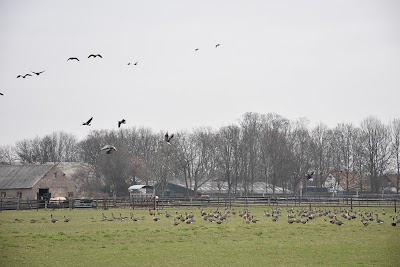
215, 44, 220, 48
101, 145, 117, 154
118, 119, 126, 128
127, 62, 138, 65
31, 70, 45, 76
17, 74, 32, 78
305, 171, 315, 180
0, 93, 3, 96
195, 48, 199, 52
88, 54, 102, 58
82, 117, 93, 126
164, 132, 174, 144
67, 57, 79, 61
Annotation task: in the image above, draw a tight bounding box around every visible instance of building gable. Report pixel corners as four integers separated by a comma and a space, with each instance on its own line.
0, 164, 55, 189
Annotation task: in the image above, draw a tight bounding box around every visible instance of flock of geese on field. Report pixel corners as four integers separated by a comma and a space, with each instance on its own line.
21, 207, 399, 227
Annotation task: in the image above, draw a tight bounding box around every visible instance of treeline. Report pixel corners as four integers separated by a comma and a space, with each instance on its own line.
1, 113, 399, 196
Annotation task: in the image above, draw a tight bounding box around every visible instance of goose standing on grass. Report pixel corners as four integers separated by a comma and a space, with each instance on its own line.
375, 214, 384, 224
63, 216, 70, 223
391, 217, 397, 226
101, 213, 107, 221
50, 214, 58, 223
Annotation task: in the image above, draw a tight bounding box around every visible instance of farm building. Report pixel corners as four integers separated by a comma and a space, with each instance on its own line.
154, 182, 196, 197
0, 163, 77, 200
128, 184, 154, 200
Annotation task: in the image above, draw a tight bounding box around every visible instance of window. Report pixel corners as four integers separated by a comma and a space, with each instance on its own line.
54, 172, 57, 179
16, 192, 22, 198
1, 192, 6, 198
68, 192, 74, 198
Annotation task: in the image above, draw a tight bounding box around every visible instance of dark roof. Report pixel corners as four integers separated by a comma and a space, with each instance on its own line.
0, 164, 56, 189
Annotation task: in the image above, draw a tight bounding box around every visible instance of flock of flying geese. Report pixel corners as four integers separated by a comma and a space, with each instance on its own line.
2, 46, 221, 150
1, 44, 221, 96
37, 207, 399, 227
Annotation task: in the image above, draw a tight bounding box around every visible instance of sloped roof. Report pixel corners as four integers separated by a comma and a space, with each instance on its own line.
128, 185, 153, 191
0, 164, 55, 189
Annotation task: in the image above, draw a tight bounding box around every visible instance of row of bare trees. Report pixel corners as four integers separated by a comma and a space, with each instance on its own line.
1, 113, 400, 196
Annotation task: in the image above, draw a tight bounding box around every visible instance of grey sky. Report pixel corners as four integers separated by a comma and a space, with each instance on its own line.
0, 0, 399, 146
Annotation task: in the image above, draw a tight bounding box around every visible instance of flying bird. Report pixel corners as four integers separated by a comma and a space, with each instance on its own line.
88, 54, 102, 58
118, 119, 126, 128
0, 93, 3, 96
67, 57, 79, 61
17, 74, 32, 78
164, 132, 174, 145
195, 48, 199, 52
82, 117, 93, 126
127, 62, 138, 65
215, 44, 220, 48
101, 145, 117, 154
31, 70, 45, 76
305, 171, 315, 180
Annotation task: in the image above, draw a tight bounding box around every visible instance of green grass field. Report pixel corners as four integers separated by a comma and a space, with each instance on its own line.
0, 206, 399, 267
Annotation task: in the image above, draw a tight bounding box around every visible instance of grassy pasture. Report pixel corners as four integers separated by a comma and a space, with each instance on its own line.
0, 206, 399, 267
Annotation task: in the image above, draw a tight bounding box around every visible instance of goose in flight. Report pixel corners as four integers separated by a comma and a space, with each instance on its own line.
31, 70, 45, 76
67, 57, 79, 61
164, 132, 174, 145
88, 54, 102, 58
215, 44, 220, 48
0, 92, 3, 96
305, 171, 315, 180
82, 117, 93, 126
128, 62, 138, 65
101, 145, 117, 154
17, 74, 32, 78
195, 48, 199, 52
118, 119, 126, 128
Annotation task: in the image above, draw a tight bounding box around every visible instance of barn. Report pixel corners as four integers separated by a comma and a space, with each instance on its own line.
154, 182, 196, 197
0, 163, 77, 201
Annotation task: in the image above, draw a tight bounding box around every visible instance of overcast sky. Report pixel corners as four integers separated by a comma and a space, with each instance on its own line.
0, 0, 399, 146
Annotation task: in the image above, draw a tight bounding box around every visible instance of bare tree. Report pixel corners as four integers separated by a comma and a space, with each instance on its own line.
215, 125, 242, 198
0, 145, 16, 164
360, 117, 392, 193
391, 119, 400, 193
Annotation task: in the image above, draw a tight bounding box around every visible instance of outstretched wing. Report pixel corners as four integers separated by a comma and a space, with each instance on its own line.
97, 54, 102, 58
168, 134, 174, 142
88, 54, 95, 58
85, 117, 93, 124
165, 132, 169, 142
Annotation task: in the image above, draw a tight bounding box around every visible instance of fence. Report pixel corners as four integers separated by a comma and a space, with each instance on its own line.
1, 194, 400, 211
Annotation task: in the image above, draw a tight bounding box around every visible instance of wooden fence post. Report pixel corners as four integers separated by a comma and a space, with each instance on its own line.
350, 198, 353, 210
